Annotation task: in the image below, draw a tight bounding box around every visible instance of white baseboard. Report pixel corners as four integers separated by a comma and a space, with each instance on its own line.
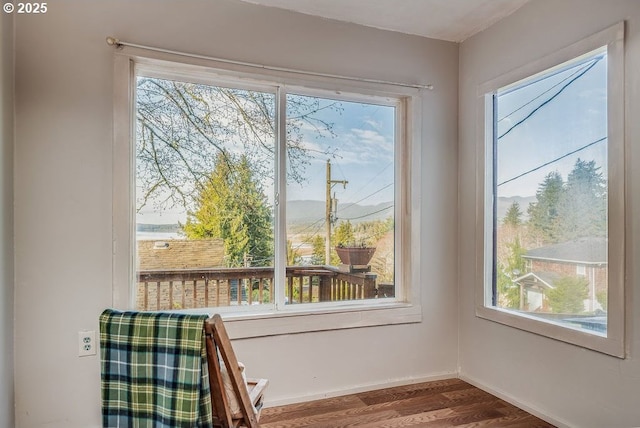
458, 373, 570, 428
263, 371, 457, 408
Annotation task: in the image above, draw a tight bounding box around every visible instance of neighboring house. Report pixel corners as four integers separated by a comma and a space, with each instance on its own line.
136, 239, 227, 310
137, 239, 225, 270
514, 237, 607, 312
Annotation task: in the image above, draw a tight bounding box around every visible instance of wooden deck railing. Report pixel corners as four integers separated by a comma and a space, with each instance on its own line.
136, 265, 386, 311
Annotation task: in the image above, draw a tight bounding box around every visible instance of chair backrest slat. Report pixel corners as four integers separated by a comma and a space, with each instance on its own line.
205, 314, 263, 427
205, 320, 234, 427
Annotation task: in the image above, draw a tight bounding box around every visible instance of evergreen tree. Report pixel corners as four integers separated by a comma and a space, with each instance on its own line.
503, 202, 523, 227
527, 160, 607, 244
527, 171, 564, 243
309, 235, 325, 265
496, 237, 527, 309
182, 152, 273, 267
556, 158, 607, 241
547, 275, 589, 314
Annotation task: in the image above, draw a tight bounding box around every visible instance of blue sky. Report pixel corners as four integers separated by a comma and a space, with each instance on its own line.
286, 94, 396, 207
495, 49, 608, 198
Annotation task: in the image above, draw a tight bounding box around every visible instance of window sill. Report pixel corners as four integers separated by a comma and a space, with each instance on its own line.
476, 305, 624, 358
219, 302, 422, 339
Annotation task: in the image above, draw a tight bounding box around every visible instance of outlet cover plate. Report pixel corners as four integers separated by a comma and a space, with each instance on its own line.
78, 330, 97, 357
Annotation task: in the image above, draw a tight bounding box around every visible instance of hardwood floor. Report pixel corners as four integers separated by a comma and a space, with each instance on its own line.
260, 378, 555, 427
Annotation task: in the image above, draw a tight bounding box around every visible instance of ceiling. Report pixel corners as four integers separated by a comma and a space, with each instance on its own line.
237, 0, 530, 43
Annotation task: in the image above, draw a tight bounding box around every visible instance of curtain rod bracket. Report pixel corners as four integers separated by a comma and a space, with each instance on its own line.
106, 37, 124, 49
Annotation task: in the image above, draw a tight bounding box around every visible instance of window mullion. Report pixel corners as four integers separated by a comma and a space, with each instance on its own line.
491, 92, 498, 307
274, 86, 287, 310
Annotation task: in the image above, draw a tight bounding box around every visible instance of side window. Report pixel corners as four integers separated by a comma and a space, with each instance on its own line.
477, 23, 625, 357
491, 48, 608, 325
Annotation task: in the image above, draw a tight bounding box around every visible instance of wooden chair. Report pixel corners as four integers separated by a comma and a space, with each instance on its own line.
204, 314, 269, 427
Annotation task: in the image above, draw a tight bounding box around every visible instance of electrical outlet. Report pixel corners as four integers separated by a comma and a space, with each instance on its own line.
78, 330, 97, 357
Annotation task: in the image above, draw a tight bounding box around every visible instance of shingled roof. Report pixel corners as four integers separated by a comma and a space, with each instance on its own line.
524, 237, 607, 265
137, 239, 225, 270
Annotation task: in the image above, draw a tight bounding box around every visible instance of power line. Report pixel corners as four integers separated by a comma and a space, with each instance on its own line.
498, 52, 605, 97
291, 220, 325, 252
291, 216, 325, 236
497, 59, 600, 141
339, 161, 393, 204
337, 183, 393, 215
341, 204, 393, 221
497, 58, 599, 123
497, 136, 606, 187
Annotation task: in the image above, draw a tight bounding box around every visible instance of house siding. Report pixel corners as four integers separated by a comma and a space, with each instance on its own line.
529, 259, 607, 295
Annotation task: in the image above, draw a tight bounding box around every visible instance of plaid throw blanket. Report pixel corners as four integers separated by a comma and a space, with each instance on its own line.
99, 309, 213, 428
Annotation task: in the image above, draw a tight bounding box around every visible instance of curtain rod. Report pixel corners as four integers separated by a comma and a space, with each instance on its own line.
106, 37, 433, 91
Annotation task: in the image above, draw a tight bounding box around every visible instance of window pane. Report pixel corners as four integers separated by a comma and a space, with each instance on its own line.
285, 93, 396, 304
135, 76, 275, 310
492, 48, 608, 334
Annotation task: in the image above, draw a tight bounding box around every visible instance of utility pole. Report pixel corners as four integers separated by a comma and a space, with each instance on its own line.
326, 159, 348, 264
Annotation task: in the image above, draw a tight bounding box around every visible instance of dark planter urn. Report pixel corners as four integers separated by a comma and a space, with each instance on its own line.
335, 246, 376, 266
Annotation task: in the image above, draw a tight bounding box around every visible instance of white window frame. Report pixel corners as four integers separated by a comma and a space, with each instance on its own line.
112, 50, 423, 338
475, 22, 625, 357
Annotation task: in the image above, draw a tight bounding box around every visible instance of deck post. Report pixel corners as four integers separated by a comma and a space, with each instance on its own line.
364, 273, 377, 299
318, 275, 331, 302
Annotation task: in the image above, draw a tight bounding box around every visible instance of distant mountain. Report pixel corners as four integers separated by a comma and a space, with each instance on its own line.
287, 200, 393, 226
137, 200, 393, 237
137, 198, 533, 232
496, 196, 536, 221
137, 223, 181, 233
286, 198, 534, 225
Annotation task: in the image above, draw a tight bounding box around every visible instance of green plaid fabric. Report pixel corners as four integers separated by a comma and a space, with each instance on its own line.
99, 309, 213, 428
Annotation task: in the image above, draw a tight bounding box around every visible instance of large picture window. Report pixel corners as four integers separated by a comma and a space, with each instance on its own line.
134, 74, 398, 312
476, 23, 625, 357
112, 52, 421, 334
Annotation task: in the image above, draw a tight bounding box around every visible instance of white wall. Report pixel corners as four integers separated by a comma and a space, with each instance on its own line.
13, 1, 459, 426
1, 9, 15, 428
458, 1, 640, 427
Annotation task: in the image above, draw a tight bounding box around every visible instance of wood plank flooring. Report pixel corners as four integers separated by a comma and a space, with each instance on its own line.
260, 378, 555, 427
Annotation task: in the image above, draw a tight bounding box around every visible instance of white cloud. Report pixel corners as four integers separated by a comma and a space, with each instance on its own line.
363, 118, 383, 131
344, 128, 393, 163
351, 128, 387, 146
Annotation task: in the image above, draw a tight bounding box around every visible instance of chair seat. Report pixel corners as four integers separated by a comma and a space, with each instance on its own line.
247, 378, 269, 411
